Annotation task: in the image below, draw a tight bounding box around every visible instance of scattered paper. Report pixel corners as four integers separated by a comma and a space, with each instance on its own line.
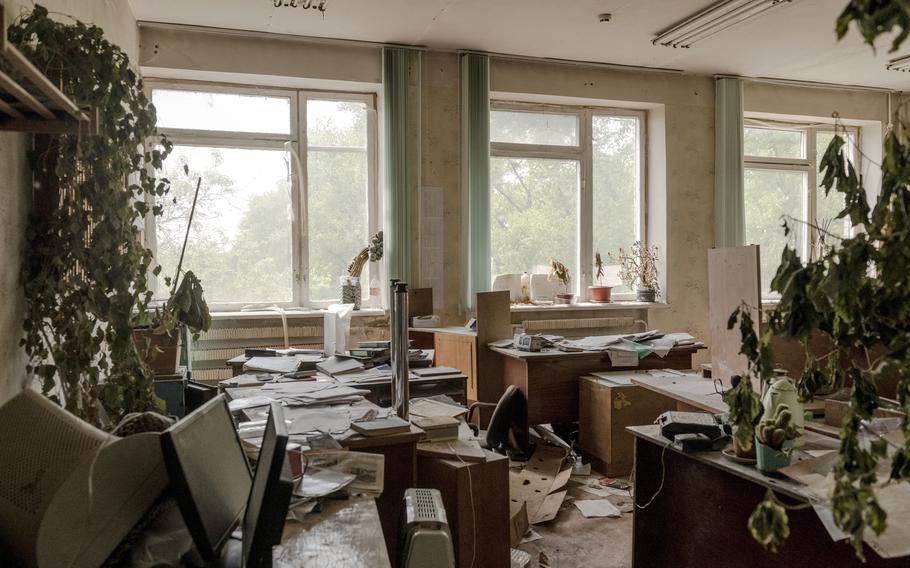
510, 548, 530, 568
227, 395, 275, 412
305, 451, 385, 495
580, 484, 628, 498
418, 439, 487, 461
864, 483, 910, 558
410, 398, 468, 419
606, 345, 639, 367
295, 467, 355, 498
813, 503, 848, 542
571, 462, 591, 476
574, 499, 622, 518
288, 409, 354, 435
520, 529, 543, 544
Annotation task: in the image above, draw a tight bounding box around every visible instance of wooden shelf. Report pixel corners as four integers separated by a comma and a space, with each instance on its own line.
0, 4, 97, 134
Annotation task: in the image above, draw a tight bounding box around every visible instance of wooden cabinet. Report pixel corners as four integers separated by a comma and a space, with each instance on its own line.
579, 375, 676, 476
417, 450, 510, 568
434, 332, 478, 401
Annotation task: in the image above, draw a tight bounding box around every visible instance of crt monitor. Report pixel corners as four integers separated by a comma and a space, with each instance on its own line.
161, 394, 252, 561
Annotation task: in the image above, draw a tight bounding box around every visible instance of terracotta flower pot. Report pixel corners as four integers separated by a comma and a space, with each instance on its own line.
589, 286, 613, 303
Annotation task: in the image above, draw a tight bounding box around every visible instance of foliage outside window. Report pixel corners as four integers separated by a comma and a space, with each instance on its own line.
743, 122, 859, 296
489, 103, 645, 298
149, 85, 379, 309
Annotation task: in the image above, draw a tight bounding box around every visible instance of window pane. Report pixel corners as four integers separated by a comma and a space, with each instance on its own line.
152, 89, 291, 135
744, 127, 804, 159
744, 168, 806, 294
592, 115, 640, 292
307, 150, 369, 302
157, 146, 293, 304
490, 110, 578, 146
307, 100, 368, 148
815, 131, 854, 242
490, 157, 579, 292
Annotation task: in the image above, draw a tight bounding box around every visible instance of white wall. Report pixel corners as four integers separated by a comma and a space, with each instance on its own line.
0, 0, 139, 404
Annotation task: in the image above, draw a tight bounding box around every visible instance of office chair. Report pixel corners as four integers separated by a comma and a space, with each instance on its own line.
467, 386, 532, 460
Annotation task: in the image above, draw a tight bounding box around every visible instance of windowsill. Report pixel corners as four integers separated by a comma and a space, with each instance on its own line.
510, 301, 669, 313
210, 307, 386, 320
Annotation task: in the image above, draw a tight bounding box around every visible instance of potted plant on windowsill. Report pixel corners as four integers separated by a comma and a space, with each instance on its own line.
754, 404, 800, 474
342, 230, 383, 310
589, 251, 613, 303
133, 177, 212, 375
611, 241, 661, 302
549, 259, 573, 304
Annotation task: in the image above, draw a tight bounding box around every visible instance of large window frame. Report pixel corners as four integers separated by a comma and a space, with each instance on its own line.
743, 120, 860, 262
146, 81, 379, 310
489, 101, 647, 299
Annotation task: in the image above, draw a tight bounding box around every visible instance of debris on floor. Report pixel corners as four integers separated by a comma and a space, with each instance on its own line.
510, 548, 531, 568
573, 499, 623, 518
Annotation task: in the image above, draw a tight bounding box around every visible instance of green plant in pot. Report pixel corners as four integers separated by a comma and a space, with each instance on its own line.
755, 404, 800, 474
548, 259, 573, 304
611, 241, 660, 302
589, 252, 613, 303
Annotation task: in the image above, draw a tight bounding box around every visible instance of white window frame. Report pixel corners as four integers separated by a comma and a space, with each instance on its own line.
146, 80, 379, 311
489, 101, 647, 300
743, 120, 860, 268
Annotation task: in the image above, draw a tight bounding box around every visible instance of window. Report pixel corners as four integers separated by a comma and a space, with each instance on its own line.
489, 103, 645, 298
149, 85, 378, 309
743, 122, 858, 296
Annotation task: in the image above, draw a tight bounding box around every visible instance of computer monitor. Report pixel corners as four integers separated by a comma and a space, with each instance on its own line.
161, 395, 252, 561
241, 401, 293, 568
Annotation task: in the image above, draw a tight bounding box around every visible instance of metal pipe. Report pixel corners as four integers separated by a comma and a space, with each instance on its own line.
391, 281, 410, 418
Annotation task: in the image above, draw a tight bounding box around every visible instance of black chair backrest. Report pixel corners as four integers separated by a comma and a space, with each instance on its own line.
485, 385, 530, 458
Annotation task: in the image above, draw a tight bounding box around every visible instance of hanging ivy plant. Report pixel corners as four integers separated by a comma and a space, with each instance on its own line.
735, 1, 910, 558
9, 5, 173, 427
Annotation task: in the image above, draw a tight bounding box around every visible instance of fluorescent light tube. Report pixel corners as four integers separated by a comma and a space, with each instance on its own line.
654, 0, 794, 48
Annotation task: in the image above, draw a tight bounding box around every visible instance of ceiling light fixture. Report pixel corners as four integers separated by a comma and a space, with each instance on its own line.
887, 54, 910, 72
654, 0, 794, 49
272, 0, 328, 12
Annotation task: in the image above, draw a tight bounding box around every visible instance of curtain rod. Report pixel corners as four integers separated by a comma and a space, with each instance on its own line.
716, 73, 898, 94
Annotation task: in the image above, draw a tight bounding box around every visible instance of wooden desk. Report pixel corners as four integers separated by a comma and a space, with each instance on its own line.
630, 373, 727, 413
491, 345, 703, 425
276, 497, 390, 567
629, 425, 904, 567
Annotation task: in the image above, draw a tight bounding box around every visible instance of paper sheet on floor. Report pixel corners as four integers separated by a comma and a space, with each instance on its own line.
580, 484, 629, 498
574, 499, 622, 518
520, 529, 543, 544
864, 483, 910, 558
510, 548, 531, 568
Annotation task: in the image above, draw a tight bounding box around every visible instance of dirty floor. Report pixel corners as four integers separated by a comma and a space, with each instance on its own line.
515, 473, 633, 568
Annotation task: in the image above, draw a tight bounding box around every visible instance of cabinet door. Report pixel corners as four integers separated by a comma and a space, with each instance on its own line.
434, 334, 477, 401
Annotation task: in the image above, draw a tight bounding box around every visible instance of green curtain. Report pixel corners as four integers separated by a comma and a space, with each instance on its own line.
715, 77, 745, 247
462, 52, 490, 308
383, 47, 414, 283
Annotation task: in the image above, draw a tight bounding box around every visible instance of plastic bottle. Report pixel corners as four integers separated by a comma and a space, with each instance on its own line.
369, 275, 381, 309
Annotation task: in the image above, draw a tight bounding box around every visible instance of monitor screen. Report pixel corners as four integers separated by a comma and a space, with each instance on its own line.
242, 401, 293, 568
161, 395, 252, 560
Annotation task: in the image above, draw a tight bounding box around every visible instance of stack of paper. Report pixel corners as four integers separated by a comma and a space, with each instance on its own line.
316, 356, 365, 377
261, 381, 369, 406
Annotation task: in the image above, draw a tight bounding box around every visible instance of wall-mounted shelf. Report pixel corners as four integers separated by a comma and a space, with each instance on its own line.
0, 4, 97, 134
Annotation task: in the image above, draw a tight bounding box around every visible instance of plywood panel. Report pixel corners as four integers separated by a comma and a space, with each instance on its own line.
708, 246, 761, 386
474, 291, 512, 403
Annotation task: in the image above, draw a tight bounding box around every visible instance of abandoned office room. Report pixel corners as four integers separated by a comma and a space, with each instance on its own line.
6, 0, 910, 567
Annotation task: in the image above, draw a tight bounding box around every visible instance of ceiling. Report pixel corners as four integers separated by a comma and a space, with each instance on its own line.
129, 0, 910, 90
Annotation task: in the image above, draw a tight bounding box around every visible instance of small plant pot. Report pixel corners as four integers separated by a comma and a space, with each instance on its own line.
133, 327, 180, 376
589, 286, 613, 303
755, 439, 794, 473
554, 293, 575, 305
636, 288, 656, 303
